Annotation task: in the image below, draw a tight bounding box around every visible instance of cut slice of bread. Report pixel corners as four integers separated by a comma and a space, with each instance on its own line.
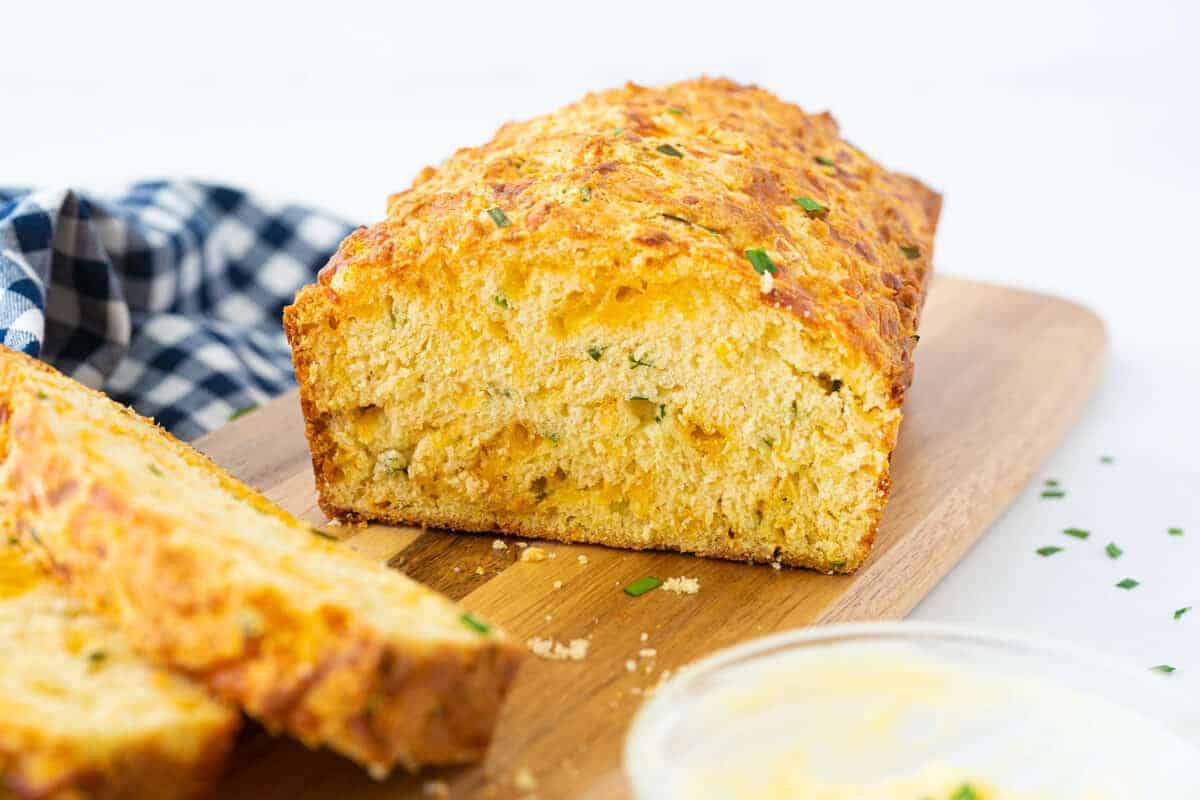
0, 544, 238, 800
0, 347, 524, 777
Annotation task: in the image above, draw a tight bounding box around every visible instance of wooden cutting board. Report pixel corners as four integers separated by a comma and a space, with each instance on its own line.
196, 276, 1106, 800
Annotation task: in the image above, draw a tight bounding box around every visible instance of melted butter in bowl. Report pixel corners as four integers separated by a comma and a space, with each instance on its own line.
625, 623, 1200, 799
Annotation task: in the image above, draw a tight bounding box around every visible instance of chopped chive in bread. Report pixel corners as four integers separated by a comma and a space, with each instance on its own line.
284, 77, 939, 573
0, 347, 524, 777
0, 544, 238, 800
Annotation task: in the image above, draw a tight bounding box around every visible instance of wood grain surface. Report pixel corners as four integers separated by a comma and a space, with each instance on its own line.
195, 276, 1107, 799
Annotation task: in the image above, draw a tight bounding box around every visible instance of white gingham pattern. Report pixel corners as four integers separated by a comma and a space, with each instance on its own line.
0, 181, 353, 439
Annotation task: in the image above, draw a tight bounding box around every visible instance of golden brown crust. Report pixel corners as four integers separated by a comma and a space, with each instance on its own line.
309, 77, 938, 402
0, 347, 524, 776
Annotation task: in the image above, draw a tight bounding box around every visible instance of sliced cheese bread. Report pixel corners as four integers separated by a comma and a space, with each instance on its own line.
0, 544, 238, 800
0, 347, 524, 777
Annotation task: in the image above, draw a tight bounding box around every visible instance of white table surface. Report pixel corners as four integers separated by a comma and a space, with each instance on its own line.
5, 1, 1198, 685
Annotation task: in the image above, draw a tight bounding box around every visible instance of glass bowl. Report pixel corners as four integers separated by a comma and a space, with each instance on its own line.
625, 621, 1200, 798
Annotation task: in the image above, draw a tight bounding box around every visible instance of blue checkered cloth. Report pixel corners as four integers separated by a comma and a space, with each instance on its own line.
0, 181, 354, 440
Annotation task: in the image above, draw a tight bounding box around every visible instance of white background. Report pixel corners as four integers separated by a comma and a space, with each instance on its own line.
4, 2, 1198, 683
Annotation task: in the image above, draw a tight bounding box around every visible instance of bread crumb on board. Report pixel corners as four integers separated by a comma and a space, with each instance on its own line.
521, 546, 548, 562
661, 576, 700, 594
422, 779, 449, 798
625, 659, 637, 673
552, 579, 563, 590
638, 648, 657, 659
514, 767, 538, 792
577, 554, 589, 565
492, 539, 508, 551
640, 632, 649, 642
527, 637, 590, 661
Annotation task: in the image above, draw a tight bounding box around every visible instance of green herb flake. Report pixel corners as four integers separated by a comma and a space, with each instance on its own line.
1040, 489, 1065, 499
628, 353, 655, 370
493, 293, 509, 308
793, 196, 828, 217
1116, 578, 1139, 590
587, 345, 605, 361
580, 185, 592, 202
1175, 606, 1191, 620
656, 143, 684, 158
814, 155, 836, 167
1106, 542, 1123, 559
624, 576, 663, 597
1100, 455, 1115, 464
229, 404, 257, 421
900, 244, 922, 259
86, 650, 108, 670
6, 537, 16, 546
1062, 527, 1089, 540
612, 127, 625, 135
1151, 664, 1176, 674
148, 464, 164, 477
950, 785, 980, 800
1036, 546, 1063, 557
761, 436, 775, 449
486, 207, 511, 228
36, 390, 49, 400
656, 403, 666, 423
1168, 527, 1185, 537
460, 612, 491, 635
311, 526, 338, 541
1044, 479, 1060, 487
666, 106, 685, 115
745, 248, 777, 275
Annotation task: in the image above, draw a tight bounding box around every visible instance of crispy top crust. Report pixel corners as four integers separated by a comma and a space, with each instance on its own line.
313, 77, 939, 401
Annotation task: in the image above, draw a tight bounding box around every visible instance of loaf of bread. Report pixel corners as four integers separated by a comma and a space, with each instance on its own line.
0, 545, 238, 800
0, 347, 524, 777
285, 77, 939, 573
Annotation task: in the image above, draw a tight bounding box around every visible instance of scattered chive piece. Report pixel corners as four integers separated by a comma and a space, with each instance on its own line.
1040, 489, 1065, 499
311, 526, 337, 541
1062, 527, 1089, 540
148, 464, 164, 477
1044, 479, 1060, 487
1151, 664, 1176, 674
587, 345, 605, 361
580, 185, 592, 202
86, 650, 107, 669
486, 207, 511, 228
814, 155, 836, 167
900, 244, 921, 259
950, 785, 980, 800
1036, 546, 1062, 557
460, 612, 490, 635
744, 248, 777, 275
656, 143, 684, 158
36, 390, 49, 400
612, 127, 625, 135
1175, 607, 1191, 620
1116, 578, 1139, 590
624, 576, 663, 597
666, 105, 684, 115
1168, 527, 1184, 536
1106, 542, 1123, 559
628, 353, 655, 369
792, 196, 828, 217
493, 293, 508, 308
1100, 455, 1115, 464
229, 405, 257, 421
656, 403, 666, 423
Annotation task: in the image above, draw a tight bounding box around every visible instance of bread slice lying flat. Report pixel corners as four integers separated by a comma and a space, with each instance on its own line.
0, 545, 238, 800
285, 77, 939, 573
0, 348, 524, 777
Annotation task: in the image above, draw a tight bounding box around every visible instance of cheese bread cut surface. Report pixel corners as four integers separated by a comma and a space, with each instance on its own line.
0, 348, 523, 777
285, 77, 940, 573
0, 545, 238, 800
